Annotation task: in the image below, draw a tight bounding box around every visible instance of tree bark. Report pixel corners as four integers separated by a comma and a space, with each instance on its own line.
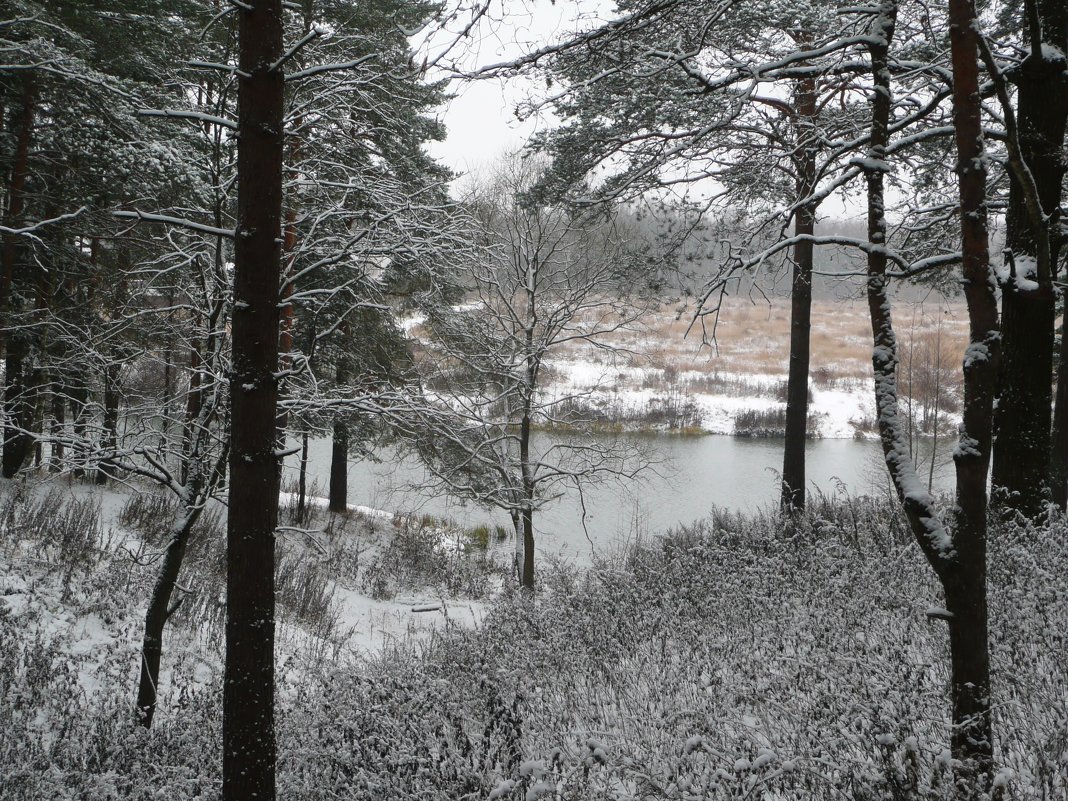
863, 4, 995, 796
96, 359, 121, 484
946, 0, 999, 792
224, 1, 284, 798
2, 342, 33, 477
50, 387, 65, 471
296, 429, 309, 521
780, 75, 818, 513
0, 74, 36, 347
991, 0, 1067, 516
518, 399, 535, 589
136, 506, 203, 728
1052, 289, 1068, 508
328, 361, 348, 513
1, 76, 37, 475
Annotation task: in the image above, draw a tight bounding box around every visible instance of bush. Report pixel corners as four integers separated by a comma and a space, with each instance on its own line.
358, 516, 503, 601
1, 486, 1064, 800
733, 406, 822, 437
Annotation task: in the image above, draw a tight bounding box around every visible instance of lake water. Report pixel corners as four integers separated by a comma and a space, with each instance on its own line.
283, 432, 955, 564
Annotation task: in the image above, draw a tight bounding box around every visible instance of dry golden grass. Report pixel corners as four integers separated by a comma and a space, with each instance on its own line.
556, 297, 971, 390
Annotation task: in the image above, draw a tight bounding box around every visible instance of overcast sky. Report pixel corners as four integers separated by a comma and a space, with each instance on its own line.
419, 1, 611, 184
416, 1, 865, 222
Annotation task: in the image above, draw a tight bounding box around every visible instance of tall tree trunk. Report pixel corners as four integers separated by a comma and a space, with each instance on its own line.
328, 420, 348, 512
224, 1, 284, 798
946, 0, 998, 791
0, 74, 36, 350
780, 75, 818, 513
69, 371, 89, 478
518, 405, 535, 589
50, 387, 65, 471
1052, 289, 1068, 508
182, 348, 203, 485
990, 0, 1067, 517
296, 428, 309, 521
2, 341, 33, 477
96, 359, 120, 484
1, 76, 37, 474
328, 360, 348, 513
864, 4, 995, 797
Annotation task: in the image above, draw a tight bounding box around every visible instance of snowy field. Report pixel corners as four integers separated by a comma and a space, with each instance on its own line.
410, 298, 968, 440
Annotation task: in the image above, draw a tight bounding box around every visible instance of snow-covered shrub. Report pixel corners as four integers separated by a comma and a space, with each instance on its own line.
1, 485, 1063, 800
384, 501, 1067, 799
358, 516, 502, 601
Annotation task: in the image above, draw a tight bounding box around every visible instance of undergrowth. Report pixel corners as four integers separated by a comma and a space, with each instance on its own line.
0, 483, 1064, 800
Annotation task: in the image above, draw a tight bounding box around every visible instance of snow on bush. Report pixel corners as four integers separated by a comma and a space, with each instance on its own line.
0, 486, 1064, 799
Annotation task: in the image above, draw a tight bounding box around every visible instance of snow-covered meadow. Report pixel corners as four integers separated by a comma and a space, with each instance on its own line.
410, 298, 969, 441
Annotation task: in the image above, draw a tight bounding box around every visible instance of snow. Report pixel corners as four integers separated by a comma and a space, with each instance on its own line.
330, 583, 485, 655
544, 356, 883, 438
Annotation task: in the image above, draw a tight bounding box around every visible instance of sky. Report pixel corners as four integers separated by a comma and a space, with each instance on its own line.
414, 1, 864, 222
417, 1, 611, 185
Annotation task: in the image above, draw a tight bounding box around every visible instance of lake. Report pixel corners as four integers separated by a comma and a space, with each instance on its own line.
283, 433, 955, 563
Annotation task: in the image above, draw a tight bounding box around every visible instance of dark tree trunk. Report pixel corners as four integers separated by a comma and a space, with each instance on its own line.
296, 429, 309, 521
328, 419, 348, 513
224, 0, 284, 798
69, 371, 89, 478
2, 342, 34, 478
946, 0, 999, 792
50, 387, 65, 471
136, 507, 203, 728
96, 360, 121, 484
520, 505, 534, 590
0, 75, 36, 345
991, 0, 1067, 516
328, 361, 348, 513
781, 75, 818, 513
1, 76, 37, 475
1052, 289, 1068, 508
864, 5, 995, 797
161, 290, 176, 448
182, 348, 203, 485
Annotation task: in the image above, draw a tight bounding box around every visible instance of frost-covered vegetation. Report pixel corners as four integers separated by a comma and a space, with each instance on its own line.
2, 483, 1064, 800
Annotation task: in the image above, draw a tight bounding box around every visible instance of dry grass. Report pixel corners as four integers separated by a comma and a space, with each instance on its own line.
554, 298, 971, 393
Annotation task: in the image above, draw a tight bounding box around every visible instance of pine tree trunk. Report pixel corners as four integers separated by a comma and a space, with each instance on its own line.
781, 75, 818, 513
328, 419, 348, 513
0, 75, 36, 353
946, 0, 999, 791
223, 0, 284, 798
181, 348, 203, 485
50, 388, 64, 471
864, 5, 995, 795
1051, 289, 1068, 508
991, 1, 1067, 516
296, 429, 309, 520
69, 371, 89, 478
328, 361, 348, 513
96, 360, 120, 484
2, 342, 33, 478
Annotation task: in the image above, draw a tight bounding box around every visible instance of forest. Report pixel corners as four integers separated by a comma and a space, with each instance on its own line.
1, 0, 1066, 799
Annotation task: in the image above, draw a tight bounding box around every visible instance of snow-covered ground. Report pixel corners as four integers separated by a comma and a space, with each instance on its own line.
545, 356, 883, 438
277, 490, 490, 653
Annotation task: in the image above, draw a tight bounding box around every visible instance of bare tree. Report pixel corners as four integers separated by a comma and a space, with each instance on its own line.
415, 158, 652, 589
